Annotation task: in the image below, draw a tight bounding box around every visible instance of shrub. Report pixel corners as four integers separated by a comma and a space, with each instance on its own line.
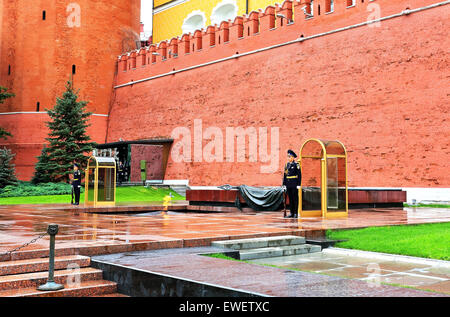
0, 147, 18, 188
0, 182, 84, 198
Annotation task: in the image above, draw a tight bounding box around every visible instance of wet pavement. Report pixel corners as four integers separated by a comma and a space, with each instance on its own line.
0, 203, 449, 296
0, 204, 449, 259
92, 247, 449, 297
249, 248, 450, 295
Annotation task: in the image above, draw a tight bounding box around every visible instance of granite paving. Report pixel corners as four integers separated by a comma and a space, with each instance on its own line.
249, 248, 450, 295
0, 204, 449, 260
92, 247, 448, 297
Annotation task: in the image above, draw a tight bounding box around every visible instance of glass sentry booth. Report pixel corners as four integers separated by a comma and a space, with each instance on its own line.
299, 139, 348, 218
85, 156, 116, 207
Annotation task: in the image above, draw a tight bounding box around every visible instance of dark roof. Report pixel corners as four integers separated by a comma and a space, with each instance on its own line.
95, 138, 173, 149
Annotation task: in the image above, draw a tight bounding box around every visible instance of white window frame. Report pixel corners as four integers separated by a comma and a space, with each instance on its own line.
182, 10, 207, 34
210, 0, 239, 26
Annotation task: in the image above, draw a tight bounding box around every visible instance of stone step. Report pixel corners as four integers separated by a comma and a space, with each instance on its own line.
0, 255, 90, 276
0, 248, 77, 262
0, 279, 117, 297
170, 185, 188, 197
238, 244, 322, 261
0, 267, 103, 291
212, 235, 306, 250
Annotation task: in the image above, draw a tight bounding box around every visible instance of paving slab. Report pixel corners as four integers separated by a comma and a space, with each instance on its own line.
0, 203, 449, 297
92, 247, 448, 297
0, 204, 449, 260
248, 248, 450, 295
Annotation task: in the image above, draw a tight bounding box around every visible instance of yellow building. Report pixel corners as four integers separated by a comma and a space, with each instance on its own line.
152, 0, 282, 43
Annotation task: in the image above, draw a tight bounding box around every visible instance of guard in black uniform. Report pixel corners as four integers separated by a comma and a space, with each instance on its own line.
72, 163, 81, 205
283, 149, 302, 218
118, 161, 124, 185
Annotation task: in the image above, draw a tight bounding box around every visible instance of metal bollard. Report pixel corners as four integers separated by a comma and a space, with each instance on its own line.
37, 224, 64, 291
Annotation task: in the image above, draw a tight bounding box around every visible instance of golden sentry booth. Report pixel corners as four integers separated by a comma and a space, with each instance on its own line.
85, 156, 117, 207
299, 139, 348, 219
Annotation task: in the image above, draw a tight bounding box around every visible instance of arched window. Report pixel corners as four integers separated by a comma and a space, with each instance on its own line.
211, 0, 238, 26
182, 10, 207, 35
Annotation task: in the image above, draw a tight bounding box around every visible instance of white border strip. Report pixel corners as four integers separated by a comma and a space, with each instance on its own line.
116, 1, 450, 89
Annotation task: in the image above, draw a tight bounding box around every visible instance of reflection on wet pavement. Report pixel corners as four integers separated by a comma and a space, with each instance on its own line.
93, 247, 448, 297
249, 249, 450, 295
0, 204, 449, 259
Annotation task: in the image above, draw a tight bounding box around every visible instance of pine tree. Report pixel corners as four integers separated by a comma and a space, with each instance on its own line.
32, 146, 53, 184
34, 81, 96, 183
0, 127, 11, 140
0, 86, 14, 140
0, 147, 18, 188
0, 86, 15, 104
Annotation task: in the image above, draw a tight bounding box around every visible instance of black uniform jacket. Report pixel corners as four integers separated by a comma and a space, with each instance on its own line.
72, 170, 81, 187
283, 161, 302, 189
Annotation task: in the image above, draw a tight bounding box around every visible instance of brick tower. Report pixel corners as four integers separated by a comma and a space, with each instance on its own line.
0, 0, 141, 180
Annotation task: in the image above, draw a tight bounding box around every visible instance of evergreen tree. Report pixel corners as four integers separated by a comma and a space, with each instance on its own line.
0, 86, 15, 104
0, 147, 18, 188
0, 127, 11, 140
32, 146, 53, 184
0, 86, 14, 140
34, 81, 96, 183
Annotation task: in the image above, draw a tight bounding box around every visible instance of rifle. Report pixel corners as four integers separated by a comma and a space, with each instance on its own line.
282, 163, 287, 218
69, 174, 74, 205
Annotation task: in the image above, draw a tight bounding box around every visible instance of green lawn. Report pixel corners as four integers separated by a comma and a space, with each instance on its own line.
326, 222, 450, 261
0, 186, 185, 205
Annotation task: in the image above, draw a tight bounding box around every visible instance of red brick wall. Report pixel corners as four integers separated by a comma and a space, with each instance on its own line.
0, 113, 108, 180
107, 0, 450, 188
130, 145, 164, 182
